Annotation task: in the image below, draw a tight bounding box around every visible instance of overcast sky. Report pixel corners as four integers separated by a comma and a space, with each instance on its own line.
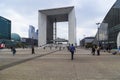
0, 0, 116, 44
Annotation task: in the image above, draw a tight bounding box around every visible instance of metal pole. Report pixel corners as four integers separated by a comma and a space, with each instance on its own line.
54, 18, 57, 44
96, 23, 100, 46
98, 27, 100, 46
55, 19, 57, 41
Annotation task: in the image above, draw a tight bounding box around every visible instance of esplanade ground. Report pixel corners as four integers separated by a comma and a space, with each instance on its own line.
0, 48, 120, 80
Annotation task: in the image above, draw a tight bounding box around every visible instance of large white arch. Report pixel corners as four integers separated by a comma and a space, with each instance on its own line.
38, 6, 76, 46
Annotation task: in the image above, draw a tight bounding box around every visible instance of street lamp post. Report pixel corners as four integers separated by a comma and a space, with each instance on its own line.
83, 35, 86, 47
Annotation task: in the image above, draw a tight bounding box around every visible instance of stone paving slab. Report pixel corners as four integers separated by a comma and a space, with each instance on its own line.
0, 48, 57, 70
0, 48, 120, 80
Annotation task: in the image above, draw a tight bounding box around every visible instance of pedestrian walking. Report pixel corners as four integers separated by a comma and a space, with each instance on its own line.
91, 46, 95, 55
12, 47, 16, 56
97, 46, 100, 56
32, 46, 35, 54
69, 44, 76, 60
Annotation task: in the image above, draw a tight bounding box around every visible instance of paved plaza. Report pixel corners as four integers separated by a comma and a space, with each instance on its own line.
0, 48, 120, 80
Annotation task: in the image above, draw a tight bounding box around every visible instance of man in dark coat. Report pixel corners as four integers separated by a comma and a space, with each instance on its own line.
32, 46, 35, 54
12, 47, 16, 56
92, 46, 95, 55
69, 44, 76, 60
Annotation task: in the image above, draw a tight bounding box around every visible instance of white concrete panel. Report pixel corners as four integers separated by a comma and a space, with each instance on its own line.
38, 7, 76, 46
39, 6, 73, 15
38, 12, 47, 46
68, 8, 76, 45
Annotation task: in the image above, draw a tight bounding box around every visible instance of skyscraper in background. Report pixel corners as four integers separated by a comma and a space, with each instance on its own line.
0, 16, 11, 40
29, 25, 35, 39
29, 25, 38, 40
35, 29, 38, 40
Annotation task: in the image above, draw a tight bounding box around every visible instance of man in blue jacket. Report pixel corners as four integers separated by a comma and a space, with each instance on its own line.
69, 44, 76, 60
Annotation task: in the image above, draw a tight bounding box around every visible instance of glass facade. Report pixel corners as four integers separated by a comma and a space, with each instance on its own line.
29, 25, 35, 39
99, 23, 108, 41
0, 16, 11, 39
97, 0, 120, 48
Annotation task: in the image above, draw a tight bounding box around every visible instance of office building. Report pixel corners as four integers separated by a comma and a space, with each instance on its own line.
29, 25, 35, 39
80, 37, 95, 48
95, 0, 120, 48
38, 6, 76, 46
0, 16, 11, 39
35, 29, 38, 40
